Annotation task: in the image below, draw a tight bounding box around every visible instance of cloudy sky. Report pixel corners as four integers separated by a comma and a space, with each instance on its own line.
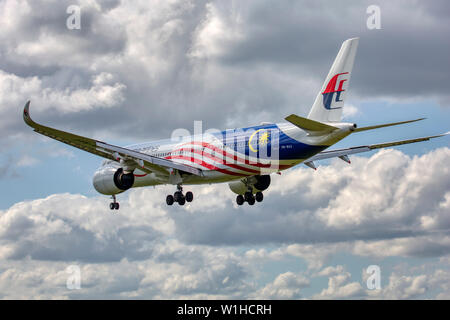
0, 0, 449, 299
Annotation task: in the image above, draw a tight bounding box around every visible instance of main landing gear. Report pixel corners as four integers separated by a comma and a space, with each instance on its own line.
236, 190, 264, 206
109, 195, 119, 210
166, 185, 193, 206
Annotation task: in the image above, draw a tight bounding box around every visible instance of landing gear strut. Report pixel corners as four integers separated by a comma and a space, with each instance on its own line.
110, 195, 119, 210
166, 185, 194, 206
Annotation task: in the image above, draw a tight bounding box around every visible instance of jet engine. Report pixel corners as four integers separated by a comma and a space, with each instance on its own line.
228, 175, 271, 195
93, 167, 135, 195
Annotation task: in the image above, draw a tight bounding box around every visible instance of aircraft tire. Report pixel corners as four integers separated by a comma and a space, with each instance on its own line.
185, 191, 193, 202
166, 195, 174, 205
255, 192, 263, 202
174, 191, 183, 202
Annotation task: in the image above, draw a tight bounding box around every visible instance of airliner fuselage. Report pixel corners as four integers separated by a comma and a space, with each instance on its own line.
93, 121, 354, 192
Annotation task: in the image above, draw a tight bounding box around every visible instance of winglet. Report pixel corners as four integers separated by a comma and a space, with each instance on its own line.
23, 100, 35, 128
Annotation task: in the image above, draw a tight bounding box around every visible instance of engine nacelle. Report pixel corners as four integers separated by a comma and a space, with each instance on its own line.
93, 167, 135, 195
228, 175, 271, 195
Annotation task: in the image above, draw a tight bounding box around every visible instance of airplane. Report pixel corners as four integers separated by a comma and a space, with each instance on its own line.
23, 38, 448, 210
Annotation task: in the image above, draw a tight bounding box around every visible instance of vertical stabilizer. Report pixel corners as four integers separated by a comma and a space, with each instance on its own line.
307, 38, 359, 122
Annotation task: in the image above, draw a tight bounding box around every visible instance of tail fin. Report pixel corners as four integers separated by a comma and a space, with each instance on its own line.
307, 38, 359, 123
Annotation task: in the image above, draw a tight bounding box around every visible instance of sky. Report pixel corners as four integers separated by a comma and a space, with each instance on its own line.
0, 0, 449, 299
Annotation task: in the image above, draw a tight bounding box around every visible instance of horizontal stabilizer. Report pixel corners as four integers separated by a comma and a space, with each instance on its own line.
354, 118, 425, 133
307, 132, 449, 162
285, 114, 338, 133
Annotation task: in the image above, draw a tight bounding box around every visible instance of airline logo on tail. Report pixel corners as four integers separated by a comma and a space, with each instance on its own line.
322, 72, 349, 110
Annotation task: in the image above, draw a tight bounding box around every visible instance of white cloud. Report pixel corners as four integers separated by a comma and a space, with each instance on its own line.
189, 2, 243, 60
314, 265, 346, 277
252, 272, 309, 299
0, 70, 126, 114
364, 269, 450, 300
1, 0, 449, 146
342, 104, 359, 119
352, 235, 450, 258
313, 268, 365, 299
380, 274, 428, 299
1, 0, 126, 68
0, 147, 450, 298
171, 148, 450, 251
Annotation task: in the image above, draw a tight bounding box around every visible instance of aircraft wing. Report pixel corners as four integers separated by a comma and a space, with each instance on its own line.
22, 101, 203, 176
306, 133, 449, 164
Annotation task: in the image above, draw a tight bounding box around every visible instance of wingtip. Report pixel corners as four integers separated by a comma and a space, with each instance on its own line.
431, 131, 450, 138
23, 100, 30, 115
409, 117, 426, 123
23, 100, 34, 126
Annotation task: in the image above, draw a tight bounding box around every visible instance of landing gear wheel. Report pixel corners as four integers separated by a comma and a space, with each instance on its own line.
255, 192, 264, 202
174, 191, 183, 202
244, 191, 253, 202
168, 185, 191, 206
114, 202, 120, 210
236, 195, 244, 205
185, 191, 193, 202
110, 203, 115, 210
247, 196, 255, 205
166, 194, 174, 205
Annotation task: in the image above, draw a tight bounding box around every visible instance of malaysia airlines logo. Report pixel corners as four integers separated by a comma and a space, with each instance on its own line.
322, 72, 349, 110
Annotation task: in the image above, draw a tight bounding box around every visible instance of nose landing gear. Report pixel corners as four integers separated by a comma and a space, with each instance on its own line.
110, 195, 120, 210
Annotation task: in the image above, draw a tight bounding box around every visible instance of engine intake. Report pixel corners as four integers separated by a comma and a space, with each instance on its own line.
114, 168, 135, 190
93, 167, 135, 195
